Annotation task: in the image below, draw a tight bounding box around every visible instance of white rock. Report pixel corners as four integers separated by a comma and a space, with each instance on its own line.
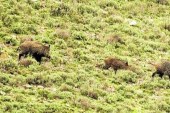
37, 85, 44, 89
32, 0, 37, 2
0, 91, 6, 95
129, 20, 137, 26
23, 84, 33, 88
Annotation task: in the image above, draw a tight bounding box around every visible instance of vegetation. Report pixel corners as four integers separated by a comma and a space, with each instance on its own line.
0, 0, 170, 112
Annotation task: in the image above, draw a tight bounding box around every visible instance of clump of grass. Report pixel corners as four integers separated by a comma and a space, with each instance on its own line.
164, 24, 170, 31
157, 0, 169, 5
38, 89, 54, 99
77, 4, 98, 16
59, 83, 73, 92
75, 97, 94, 110
28, 0, 42, 10
18, 58, 33, 67
26, 24, 38, 35
55, 28, 71, 40
26, 74, 56, 87
99, 0, 118, 9
0, 52, 9, 60
2, 36, 18, 46
51, 3, 74, 17
8, 74, 26, 86
102, 83, 115, 93
106, 34, 124, 44
56, 91, 74, 99
0, 74, 10, 85
0, 59, 18, 74
105, 15, 124, 24
74, 0, 89, 3
11, 23, 27, 34
2, 15, 14, 27
72, 31, 87, 41
112, 71, 139, 84
80, 88, 99, 99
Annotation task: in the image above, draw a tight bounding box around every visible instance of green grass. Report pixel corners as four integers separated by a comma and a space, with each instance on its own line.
0, 0, 170, 112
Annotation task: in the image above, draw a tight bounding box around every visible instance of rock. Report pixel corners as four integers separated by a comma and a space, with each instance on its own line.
129, 20, 137, 26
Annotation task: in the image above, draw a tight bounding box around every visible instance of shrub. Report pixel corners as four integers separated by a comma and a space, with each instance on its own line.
26, 24, 38, 35
75, 97, 93, 110
2, 36, 18, 46
72, 31, 87, 41
77, 4, 98, 16
157, 0, 169, 5
26, 74, 55, 86
99, 0, 117, 9
11, 23, 27, 34
164, 24, 170, 31
51, 3, 73, 16
0, 74, 9, 85
105, 15, 124, 24
56, 91, 74, 99
0, 59, 18, 74
81, 89, 99, 99
55, 29, 71, 40
2, 14, 14, 27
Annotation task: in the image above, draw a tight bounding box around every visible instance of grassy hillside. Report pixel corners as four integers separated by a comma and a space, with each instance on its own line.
0, 0, 170, 112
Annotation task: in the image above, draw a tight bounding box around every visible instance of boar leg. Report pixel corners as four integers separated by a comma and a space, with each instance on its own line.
103, 65, 110, 69
34, 55, 42, 64
152, 71, 157, 78
19, 52, 27, 60
152, 70, 164, 78
158, 73, 164, 78
114, 69, 117, 75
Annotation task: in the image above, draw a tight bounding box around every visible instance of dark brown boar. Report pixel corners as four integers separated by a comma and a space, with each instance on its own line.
150, 61, 170, 79
18, 41, 51, 63
19, 59, 33, 67
103, 57, 129, 74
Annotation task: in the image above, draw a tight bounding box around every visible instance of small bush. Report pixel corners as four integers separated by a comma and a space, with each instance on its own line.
26, 24, 38, 35
11, 23, 27, 34
77, 4, 97, 16
28, 1, 42, 10
56, 91, 74, 99
0, 59, 18, 74
51, 3, 73, 16
2, 14, 14, 27
81, 88, 98, 99
105, 15, 124, 24
2, 36, 18, 46
99, 0, 117, 9
0, 74, 9, 85
59, 84, 73, 92
76, 97, 93, 110
157, 0, 169, 5
122, 72, 139, 83
164, 24, 170, 31
55, 39, 67, 49
72, 31, 87, 41
55, 29, 71, 40
26, 74, 55, 86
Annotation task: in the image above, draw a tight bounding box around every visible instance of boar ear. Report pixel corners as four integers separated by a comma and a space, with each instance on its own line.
126, 62, 128, 66
45, 44, 50, 48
